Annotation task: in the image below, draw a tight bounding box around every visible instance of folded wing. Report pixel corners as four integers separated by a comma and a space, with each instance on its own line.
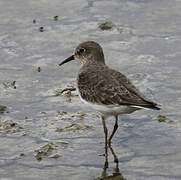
78, 66, 160, 110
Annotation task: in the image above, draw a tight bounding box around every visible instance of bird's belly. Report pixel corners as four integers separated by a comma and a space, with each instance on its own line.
79, 94, 140, 116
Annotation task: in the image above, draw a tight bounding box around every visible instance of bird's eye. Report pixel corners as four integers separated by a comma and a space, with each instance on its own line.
77, 48, 86, 55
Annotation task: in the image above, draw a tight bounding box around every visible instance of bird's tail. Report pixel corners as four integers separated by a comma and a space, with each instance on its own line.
141, 100, 161, 110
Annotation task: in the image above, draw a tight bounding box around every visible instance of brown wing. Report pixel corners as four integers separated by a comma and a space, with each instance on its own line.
78, 65, 160, 110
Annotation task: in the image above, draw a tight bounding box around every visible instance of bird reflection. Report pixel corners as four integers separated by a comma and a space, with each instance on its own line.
96, 145, 126, 180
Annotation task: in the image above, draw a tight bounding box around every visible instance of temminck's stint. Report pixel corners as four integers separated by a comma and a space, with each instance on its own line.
59, 41, 160, 146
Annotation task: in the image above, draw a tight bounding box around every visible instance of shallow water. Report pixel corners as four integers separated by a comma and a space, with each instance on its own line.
0, 0, 181, 179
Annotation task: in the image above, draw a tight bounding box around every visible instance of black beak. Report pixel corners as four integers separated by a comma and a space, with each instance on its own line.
59, 55, 75, 66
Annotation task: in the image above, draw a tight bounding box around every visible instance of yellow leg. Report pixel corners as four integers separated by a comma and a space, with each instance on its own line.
108, 115, 118, 147
102, 116, 108, 148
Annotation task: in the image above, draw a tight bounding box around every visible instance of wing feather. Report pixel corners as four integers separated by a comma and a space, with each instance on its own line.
78, 65, 160, 110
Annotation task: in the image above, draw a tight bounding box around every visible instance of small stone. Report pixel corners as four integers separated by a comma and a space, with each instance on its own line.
11, 81, 16, 89
10, 123, 16, 127
33, 19, 36, 24
39, 27, 44, 32
36, 155, 42, 161
40, 112, 46, 114
168, 120, 175, 124
157, 115, 167, 123
54, 16, 58, 21
0, 105, 6, 114
98, 21, 115, 31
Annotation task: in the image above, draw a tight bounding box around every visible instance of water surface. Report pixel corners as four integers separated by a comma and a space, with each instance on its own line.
0, 0, 181, 179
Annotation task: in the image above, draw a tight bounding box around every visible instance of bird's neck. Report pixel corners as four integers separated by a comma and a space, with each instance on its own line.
82, 59, 106, 68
